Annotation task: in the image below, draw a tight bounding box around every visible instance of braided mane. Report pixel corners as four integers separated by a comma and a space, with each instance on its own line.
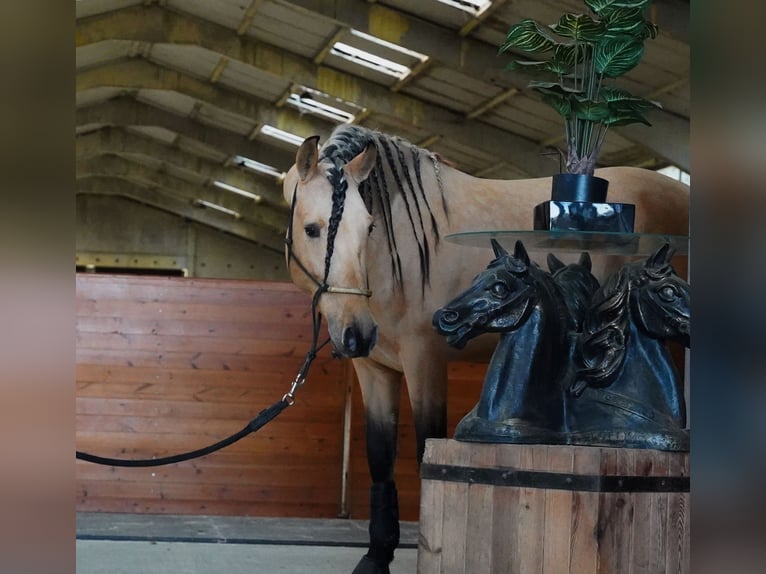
318, 125, 446, 296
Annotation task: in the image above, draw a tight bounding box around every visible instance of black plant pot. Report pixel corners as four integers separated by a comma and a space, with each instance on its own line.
534, 173, 635, 233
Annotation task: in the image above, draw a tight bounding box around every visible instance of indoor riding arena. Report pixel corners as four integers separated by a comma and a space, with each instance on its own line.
76, 1, 690, 573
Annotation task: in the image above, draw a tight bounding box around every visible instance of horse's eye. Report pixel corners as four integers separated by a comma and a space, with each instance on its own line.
304, 224, 320, 238
490, 282, 509, 298
368, 223, 376, 235
658, 285, 677, 302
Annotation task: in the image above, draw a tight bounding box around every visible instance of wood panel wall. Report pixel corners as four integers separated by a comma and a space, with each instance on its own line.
76, 274, 485, 520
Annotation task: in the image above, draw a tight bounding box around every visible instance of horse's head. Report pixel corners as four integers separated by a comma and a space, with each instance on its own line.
433, 240, 537, 349
283, 134, 379, 358
630, 243, 690, 347
547, 252, 600, 331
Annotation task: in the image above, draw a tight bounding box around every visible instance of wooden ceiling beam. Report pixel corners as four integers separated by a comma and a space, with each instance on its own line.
76, 97, 296, 170
77, 155, 288, 233
77, 178, 285, 252
76, 127, 288, 208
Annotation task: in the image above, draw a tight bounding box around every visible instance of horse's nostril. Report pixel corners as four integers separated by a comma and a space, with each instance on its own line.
343, 327, 359, 355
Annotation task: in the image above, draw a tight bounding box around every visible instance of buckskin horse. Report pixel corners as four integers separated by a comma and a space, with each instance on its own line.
282, 124, 688, 573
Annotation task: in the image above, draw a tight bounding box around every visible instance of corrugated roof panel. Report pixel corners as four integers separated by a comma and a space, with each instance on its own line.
166, 0, 244, 31
76, 40, 133, 70
136, 89, 198, 117
77, 87, 126, 108
216, 60, 288, 102
176, 138, 231, 165
248, 2, 337, 58
413, 67, 502, 112
195, 105, 256, 138
126, 126, 179, 145
149, 44, 221, 80
76, 0, 142, 19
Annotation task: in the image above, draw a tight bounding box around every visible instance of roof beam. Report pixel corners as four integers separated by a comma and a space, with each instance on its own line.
76, 5, 556, 177
76, 97, 295, 170
76, 127, 288, 208
77, 178, 285, 252
77, 154, 288, 234
76, 58, 336, 143
281, 0, 688, 169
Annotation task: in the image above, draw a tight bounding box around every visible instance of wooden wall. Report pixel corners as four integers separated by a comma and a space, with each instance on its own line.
76, 274, 485, 520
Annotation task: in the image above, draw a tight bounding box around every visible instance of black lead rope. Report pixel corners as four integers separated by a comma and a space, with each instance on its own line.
75, 293, 330, 467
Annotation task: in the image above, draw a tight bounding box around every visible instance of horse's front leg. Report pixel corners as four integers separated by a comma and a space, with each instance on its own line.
401, 338, 448, 464
352, 357, 403, 574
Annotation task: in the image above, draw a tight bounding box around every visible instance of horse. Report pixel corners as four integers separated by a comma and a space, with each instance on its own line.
433, 240, 601, 443
282, 124, 689, 573
566, 242, 691, 450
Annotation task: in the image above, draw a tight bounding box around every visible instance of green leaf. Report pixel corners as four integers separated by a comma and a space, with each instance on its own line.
506, 59, 550, 72
604, 108, 652, 127
572, 96, 610, 122
550, 13, 605, 42
640, 20, 659, 39
529, 81, 582, 94
584, 0, 651, 14
553, 44, 582, 67
595, 38, 645, 77
540, 92, 573, 118
600, 88, 662, 112
500, 18, 557, 54
602, 8, 646, 35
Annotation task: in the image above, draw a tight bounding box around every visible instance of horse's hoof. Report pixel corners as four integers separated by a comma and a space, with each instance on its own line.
351, 555, 390, 574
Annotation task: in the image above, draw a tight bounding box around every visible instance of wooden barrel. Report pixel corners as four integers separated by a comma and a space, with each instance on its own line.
417, 439, 689, 574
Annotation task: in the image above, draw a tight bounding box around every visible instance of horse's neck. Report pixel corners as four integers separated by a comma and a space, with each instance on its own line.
437, 168, 535, 232
616, 321, 685, 424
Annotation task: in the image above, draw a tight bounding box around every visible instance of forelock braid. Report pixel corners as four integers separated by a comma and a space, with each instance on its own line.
323, 165, 348, 283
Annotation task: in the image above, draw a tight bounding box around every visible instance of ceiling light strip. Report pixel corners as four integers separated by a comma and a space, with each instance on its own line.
194, 199, 241, 219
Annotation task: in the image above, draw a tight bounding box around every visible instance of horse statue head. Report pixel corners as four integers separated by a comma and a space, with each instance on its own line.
573, 242, 690, 396
547, 251, 600, 332
565, 243, 691, 449
433, 239, 548, 349
283, 129, 379, 358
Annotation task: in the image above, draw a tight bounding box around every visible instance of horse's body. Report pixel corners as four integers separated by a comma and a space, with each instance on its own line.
283, 125, 689, 573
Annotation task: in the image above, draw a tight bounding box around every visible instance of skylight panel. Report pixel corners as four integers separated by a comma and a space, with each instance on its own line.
349, 29, 429, 62
436, 0, 492, 15
330, 42, 412, 79
286, 91, 356, 124
194, 199, 241, 219
232, 155, 285, 180
259, 125, 305, 147
212, 180, 263, 202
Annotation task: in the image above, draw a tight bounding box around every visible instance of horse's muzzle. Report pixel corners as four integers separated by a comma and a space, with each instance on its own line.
337, 323, 378, 358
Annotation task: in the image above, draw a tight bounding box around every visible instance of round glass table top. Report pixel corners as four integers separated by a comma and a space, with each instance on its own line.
445, 230, 689, 256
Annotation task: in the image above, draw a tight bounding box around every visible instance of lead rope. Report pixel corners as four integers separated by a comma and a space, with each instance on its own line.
75, 282, 330, 468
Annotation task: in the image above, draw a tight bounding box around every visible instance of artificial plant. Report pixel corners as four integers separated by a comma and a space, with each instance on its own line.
501, 0, 660, 176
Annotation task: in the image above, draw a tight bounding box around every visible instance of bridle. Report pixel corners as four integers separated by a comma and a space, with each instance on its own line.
284, 181, 373, 302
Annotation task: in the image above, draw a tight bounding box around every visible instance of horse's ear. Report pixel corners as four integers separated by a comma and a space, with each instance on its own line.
491, 238, 508, 258
296, 135, 321, 181
578, 251, 592, 271
646, 242, 675, 268
346, 141, 377, 184
513, 240, 530, 266
547, 253, 565, 273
